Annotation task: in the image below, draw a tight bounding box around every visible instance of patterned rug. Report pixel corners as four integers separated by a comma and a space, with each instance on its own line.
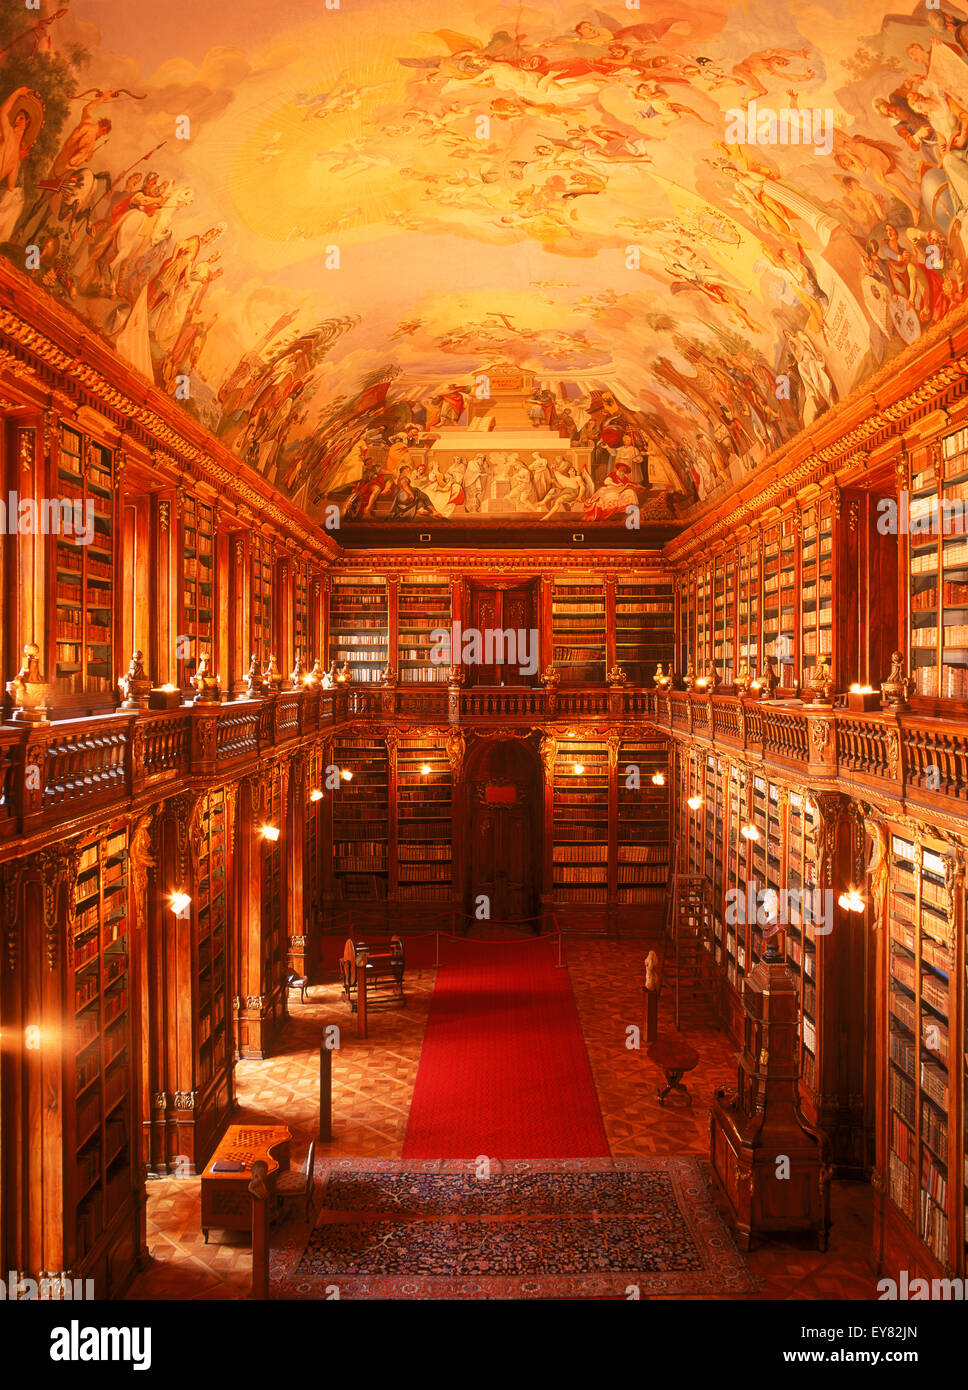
271, 1157, 755, 1299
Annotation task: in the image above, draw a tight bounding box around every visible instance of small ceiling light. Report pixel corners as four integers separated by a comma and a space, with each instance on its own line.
261, 825, 280, 842
651, 771, 666, 786
340, 768, 353, 782
741, 824, 759, 841
170, 892, 191, 916
687, 795, 703, 810
420, 763, 432, 776
838, 886, 866, 913
573, 762, 585, 776
309, 789, 323, 802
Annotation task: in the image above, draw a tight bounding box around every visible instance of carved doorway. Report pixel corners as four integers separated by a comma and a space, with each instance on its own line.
466, 582, 538, 686
464, 737, 541, 924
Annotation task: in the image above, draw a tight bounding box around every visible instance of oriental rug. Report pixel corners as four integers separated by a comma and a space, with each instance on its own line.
271, 1156, 755, 1299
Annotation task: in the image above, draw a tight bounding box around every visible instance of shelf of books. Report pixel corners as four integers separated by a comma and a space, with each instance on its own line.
616, 737, 669, 907
181, 496, 215, 686
800, 497, 834, 684
261, 766, 285, 1040
703, 754, 726, 967
397, 575, 451, 684
712, 555, 736, 685
332, 736, 389, 899
552, 741, 609, 904
886, 833, 957, 1270
195, 789, 229, 1101
682, 748, 704, 877
737, 536, 761, 675
747, 777, 785, 971
292, 560, 311, 669
250, 537, 273, 667
305, 744, 324, 947
724, 764, 747, 998
71, 824, 134, 1269
396, 737, 453, 902
552, 580, 606, 682
54, 426, 114, 701
909, 430, 968, 701
762, 518, 797, 682
613, 578, 674, 684
694, 561, 712, 670
329, 576, 389, 682
679, 576, 695, 674
786, 789, 819, 1093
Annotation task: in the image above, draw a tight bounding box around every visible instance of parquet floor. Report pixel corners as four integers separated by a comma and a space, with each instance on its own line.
127, 934, 877, 1301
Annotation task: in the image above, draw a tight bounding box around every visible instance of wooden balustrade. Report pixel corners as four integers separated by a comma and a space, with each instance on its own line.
4, 681, 968, 845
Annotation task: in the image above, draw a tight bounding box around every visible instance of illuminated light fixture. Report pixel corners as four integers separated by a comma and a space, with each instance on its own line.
160, 683, 178, 693
340, 768, 353, 783
309, 789, 324, 803
741, 823, 760, 841
573, 762, 585, 776
838, 886, 866, 913
420, 764, 432, 776
169, 892, 191, 916
849, 683, 875, 695
651, 771, 666, 786
260, 825, 280, 842
687, 795, 704, 811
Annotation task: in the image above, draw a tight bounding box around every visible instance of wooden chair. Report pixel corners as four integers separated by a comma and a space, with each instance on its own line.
275, 1137, 316, 1223
286, 970, 309, 1003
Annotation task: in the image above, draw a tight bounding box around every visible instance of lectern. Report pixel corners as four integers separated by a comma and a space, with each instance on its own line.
709, 943, 831, 1251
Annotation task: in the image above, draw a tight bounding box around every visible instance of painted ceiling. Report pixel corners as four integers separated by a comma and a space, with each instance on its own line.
1, 1, 967, 528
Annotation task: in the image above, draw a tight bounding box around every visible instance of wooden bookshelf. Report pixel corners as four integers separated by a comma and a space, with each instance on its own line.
293, 559, 311, 668
53, 425, 114, 701
180, 496, 216, 686
785, 790, 821, 1097
683, 748, 704, 877
724, 763, 748, 997
261, 765, 286, 1038
712, 555, 735, 685
737, 535, 761, 675
694, 561, 712, 670
396, 736, 453, 902
613, 579, 674, 684
800, 497, 834, 684
332, 735, 389, 899
70, 824, 134, 1270
616, 737, 669, 906
909, 429, 968, 701
762, 517, 797, 681
329, 576, 388, 682
703, 753, 725, 964
250, 536, 273, 666
397, 575, 451, 684
195, 789, 231, 1137
305, 743, 325, 956
885, 833, 956, 1268
552, 580, 606, 682
552, 740, 609, 904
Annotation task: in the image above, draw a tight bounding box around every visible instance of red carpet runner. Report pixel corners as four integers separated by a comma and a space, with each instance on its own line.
402, 937, 610, 1160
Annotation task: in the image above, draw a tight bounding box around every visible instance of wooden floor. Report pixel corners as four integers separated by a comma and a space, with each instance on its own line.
127, 936, 876, 1301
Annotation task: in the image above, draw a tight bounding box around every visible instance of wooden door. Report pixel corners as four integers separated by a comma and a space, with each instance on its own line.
468, 584, 536, 686
467, 741, 539, 922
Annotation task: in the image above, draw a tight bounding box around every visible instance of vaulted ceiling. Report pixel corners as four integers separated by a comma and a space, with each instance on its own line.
1, 1, 966, 531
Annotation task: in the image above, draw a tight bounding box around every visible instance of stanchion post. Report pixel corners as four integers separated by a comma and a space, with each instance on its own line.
319, 1039, 332, 1142
356, 946, 368, 1039
249, 1162, 270, 1300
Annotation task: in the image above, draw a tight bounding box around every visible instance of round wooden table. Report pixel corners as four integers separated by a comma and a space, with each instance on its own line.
648, 1037, 700, 1106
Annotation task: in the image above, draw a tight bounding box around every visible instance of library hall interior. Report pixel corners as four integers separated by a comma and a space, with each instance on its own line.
3, 0, 968, 1321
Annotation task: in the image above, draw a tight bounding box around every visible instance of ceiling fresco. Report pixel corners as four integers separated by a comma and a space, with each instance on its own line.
2, 1, 967, 528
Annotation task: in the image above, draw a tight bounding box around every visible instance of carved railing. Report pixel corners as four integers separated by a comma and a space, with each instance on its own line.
5, 682, 968, 846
